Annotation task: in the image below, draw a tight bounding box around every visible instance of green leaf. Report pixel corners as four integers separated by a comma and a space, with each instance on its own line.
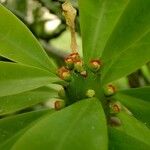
11, 98, 108, 150
78, 0, 129, 62
101, 0, 150, 84
0, 4, 56, 71
114, 87, 150, 127
119, 87, 150, 102
0, 62, 61, 97
0, 109, 54, 150
109, 128, 150, 150
0, 86, 58, 116
109, 112, 150, 150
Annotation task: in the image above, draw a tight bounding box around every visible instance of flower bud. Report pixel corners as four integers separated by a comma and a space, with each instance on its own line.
69, 52, 80, 62
86, 89, 95, 98
104, 84, 116, 96
58, 67, 71, 81
80, 70, 87, 77
65, 57, 74, 69
74, 60, 84, 73
54, 100, 65, 110
62, 72, 71, 81
109, 101, 121, 114
109, 116, 122, 127
89, 59, 102, 72
58, 88, 66, 98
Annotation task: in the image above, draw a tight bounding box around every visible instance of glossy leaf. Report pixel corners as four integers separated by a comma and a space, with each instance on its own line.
0, 62, 61, 97
119, 87, 150, 102
101, 0, 150, 84
0, 4, 56, 71
109, 128, 150, 150
115, 87, 150, 127
109, 112, 150, 150
11, 98, 108, 150
0, 86, 58, 116
0, 109, 54, 150
78, 0, 129, 62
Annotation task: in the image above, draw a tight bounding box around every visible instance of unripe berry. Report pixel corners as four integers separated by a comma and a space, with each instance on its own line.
104, 84, 116, 96
86, 89, 95, 98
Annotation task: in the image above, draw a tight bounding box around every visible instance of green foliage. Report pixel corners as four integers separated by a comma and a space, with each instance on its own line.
115, 87, 150, 127
0, 109, 54, 150
0, 62, 60, 97
0, 4, 56, 71
0, 86, 58, 116
11, 98, 107, 150
109, 112, 150, 150
0, 0, 150, 150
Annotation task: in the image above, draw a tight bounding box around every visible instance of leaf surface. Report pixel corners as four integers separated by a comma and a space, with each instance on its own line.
78, 0, 129, 62
0, 4, 56, 71
0, 109, 54, 150
0, 62, 61, 97
109, 112, 150, 150
11, 98, 108, 150
115, 87, 150, 127
101, 0, 150, 84
0, 86, 58, 115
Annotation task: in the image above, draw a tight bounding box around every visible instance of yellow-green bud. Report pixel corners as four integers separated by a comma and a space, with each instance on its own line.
57, 67, 71, 81
80, 70, 87, 77
62, 71, 71, 81
104, 84, 116, 96
74, 60, 84, 72
65, 57, 74, 69
89, 59, 102, 72
109, 101, 121, 114
86, 89, 95, 98
58, 88, 66, 98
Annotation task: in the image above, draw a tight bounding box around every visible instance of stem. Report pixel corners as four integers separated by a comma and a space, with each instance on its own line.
70, 29, 77, 52
62, 1, 78, 53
